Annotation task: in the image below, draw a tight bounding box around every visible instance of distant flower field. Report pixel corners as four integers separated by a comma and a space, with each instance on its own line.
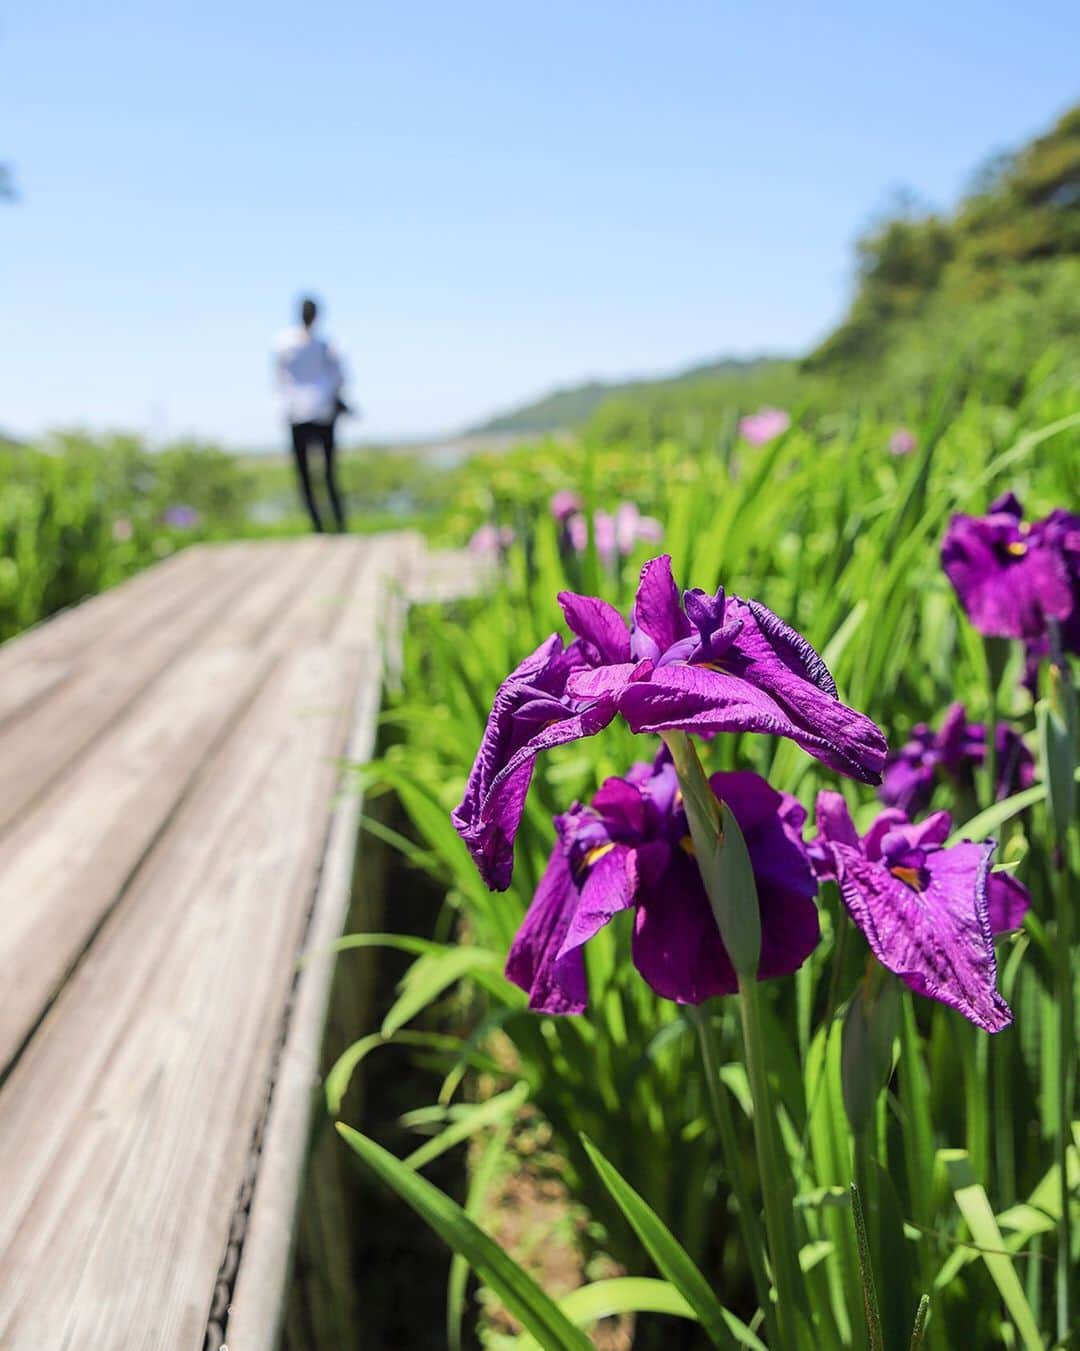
336, 384, 1079, 1350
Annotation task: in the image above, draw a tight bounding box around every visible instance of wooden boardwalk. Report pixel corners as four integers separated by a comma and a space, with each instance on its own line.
0, 534, 481, 1351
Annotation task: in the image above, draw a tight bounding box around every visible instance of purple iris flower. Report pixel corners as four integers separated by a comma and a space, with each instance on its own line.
738, 407, 791, 445
506, 755, 819, 1013
452, 555, 888, 890
881, 702, 1036, 816
941, 493, 1076, 648
1021, 507, 1080, 669
163, 504, 200, 529
812, 793, 1029, 1033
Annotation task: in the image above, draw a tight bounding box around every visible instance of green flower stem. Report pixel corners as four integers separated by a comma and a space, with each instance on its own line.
690, 1004, 779, 1346
1052, 826, 1076, 1342
981, 635, 1006, 810
663, 729, 802, 1345
738, 971, 804, 1350
1039, 656, 1077, 1344
661, 730, 762, 978
852, 1128, 880, 1305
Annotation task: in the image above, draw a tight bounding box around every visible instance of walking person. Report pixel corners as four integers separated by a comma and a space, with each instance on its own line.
274, 296, 349, 532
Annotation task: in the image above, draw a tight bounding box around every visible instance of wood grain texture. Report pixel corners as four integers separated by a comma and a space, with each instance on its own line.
225, 537, 415, 1348
260, 536, 367, 653
0, 645, 268, 1077
0, 533, 487, 1351
203, 536, 328, 649
0, 658, 70, 730
0, 645, 359, 1351
0, 544, 203, 672
0, 544, 262, 835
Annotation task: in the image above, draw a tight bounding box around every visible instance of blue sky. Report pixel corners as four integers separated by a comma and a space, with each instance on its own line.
2, 2, 1078, 446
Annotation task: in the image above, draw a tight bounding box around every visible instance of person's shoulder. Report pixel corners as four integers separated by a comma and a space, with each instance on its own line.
274, 325, 305, 353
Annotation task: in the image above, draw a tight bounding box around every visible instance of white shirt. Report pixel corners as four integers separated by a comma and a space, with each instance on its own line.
273, 325, 344, 425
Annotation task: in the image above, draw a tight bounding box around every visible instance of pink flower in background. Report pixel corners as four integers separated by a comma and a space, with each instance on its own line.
567, 504, 664, 563
469, 524, 516, 556
593, 511, 617, 564
615, 502, 663, 555
567, 513, 590, 555
111, 517, 134, 542
469, 524, 499, 554
738, 407, 790, 445
568, 512, 618, 561
890, 427, 917, 455
550, 490, 583, 523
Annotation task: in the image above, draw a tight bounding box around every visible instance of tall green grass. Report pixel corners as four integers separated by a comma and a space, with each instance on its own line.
335, 387, 1078, 1348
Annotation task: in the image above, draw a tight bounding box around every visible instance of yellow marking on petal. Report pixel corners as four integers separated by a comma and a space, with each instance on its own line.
890, 865, 925, 892
696, 660, 729, 672
583, 842, 616, 868
1006, 541, 1027, 557
679, 834, 696, 857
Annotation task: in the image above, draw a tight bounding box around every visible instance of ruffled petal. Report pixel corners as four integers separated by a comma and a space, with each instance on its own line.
632, 851, 737, 1001
619, 661, 886, 785
861, 807, 917, 861
987, 868, 1030, 935
556, 844, 637, 970
708, 769, 785, 834
505, 845, 588, 1014
834, 840, 1011, 1033
741, 598, 838, 697
451, 632, 619, 890
591, 775, 649, 838
815, 790, 860, 848
565, 660, 653, 703
558, 591, 632, 664
631, 556, 692, 660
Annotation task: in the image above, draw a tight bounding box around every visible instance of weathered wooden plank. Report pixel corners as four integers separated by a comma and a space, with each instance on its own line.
221, 644, 381, 1348
0, 645, 268, 1078
261, 537, 368, 653
0, 544, 204, 671
0, 644, 360, 1351
0, 658, 70, 730
201, 536, 329, 649
327, 532, 416, 649
0, 543, 264, 835
223, 553, 411, 1344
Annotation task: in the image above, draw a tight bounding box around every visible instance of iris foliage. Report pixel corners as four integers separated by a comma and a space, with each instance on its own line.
335, 384, 1078, 1349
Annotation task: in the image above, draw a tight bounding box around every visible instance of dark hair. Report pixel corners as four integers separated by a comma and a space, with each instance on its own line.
299, 296, 318, 327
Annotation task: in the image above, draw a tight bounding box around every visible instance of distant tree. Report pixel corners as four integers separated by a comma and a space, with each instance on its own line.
0, 163, 15, 201
806, 198, 952, 369
806, 100, 1080, 370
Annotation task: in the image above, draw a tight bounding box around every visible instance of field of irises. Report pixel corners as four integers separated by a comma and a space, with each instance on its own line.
335, 388, 1079, 1350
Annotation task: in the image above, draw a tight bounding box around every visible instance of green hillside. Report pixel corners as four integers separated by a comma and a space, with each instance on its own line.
806, 101, 1080, 374
470, 357, 783, 434
471, 101, 1080, 438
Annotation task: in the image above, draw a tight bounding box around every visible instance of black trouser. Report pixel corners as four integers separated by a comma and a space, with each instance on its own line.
289, 420, 347, 532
